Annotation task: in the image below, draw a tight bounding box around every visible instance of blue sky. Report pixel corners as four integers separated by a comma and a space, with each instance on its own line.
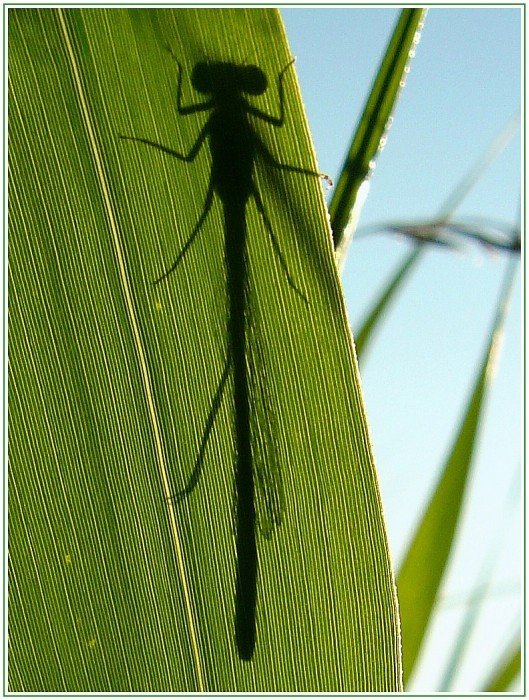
282, 7, 521, 693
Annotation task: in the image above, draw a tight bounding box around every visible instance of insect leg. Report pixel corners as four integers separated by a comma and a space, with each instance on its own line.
119, 121, 209, 163
154, 178, 214, 284
161, 45, 214, 115
246, 58, 295, 127
171, 354, 232, 501
252, 185, 308, 304
254, 135, 332, 184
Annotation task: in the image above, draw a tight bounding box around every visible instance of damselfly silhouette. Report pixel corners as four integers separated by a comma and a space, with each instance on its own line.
121, 52, 329, 661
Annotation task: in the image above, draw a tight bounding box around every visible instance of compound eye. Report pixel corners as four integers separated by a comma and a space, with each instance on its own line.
191, 62, 215, 93
239, 65, 267, 95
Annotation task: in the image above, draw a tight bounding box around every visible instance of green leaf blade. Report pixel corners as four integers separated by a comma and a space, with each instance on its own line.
481, 638, 521, 692
396, 258, 518, 686
329, 8, 426, 259
9, 8, 202, 691
355, 246, 422, 359
9, 8, 401, 691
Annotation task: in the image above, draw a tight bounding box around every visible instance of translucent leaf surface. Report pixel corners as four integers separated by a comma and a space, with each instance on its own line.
9, 8, 401, 691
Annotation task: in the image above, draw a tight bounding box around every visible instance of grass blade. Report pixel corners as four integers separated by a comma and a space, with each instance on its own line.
396, 256, 519, 686
354, 115, 518, 363
329, 8, 426, 262
354, 246, 421, 358
436, 114, 518, 220
481, 636, 521, 692
438, 470, 520, 690
9, 8, 401, 691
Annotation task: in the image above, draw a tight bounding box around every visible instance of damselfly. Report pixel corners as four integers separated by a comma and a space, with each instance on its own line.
121, 51, 328, 661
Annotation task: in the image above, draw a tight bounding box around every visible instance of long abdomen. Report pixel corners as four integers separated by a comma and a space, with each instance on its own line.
224, 201, 257, 661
